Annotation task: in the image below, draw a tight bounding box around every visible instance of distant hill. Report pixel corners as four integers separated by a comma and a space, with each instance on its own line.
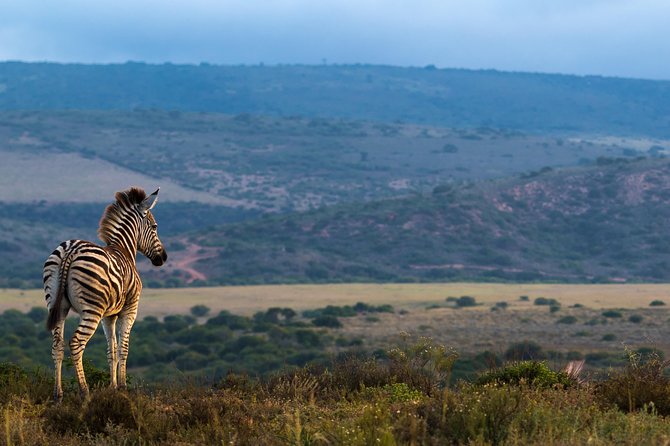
155, 157, 670, 286
0, 110, 638, 211
1, 62, 670, 136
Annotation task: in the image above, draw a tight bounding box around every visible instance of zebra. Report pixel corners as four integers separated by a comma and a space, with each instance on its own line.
43, 187, 167, 401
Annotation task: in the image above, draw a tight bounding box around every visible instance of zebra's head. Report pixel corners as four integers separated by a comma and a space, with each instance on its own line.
137, 188, 168, 266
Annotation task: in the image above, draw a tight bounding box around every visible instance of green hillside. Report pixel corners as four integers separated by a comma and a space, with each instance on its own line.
2, 109, 649, 288
158, 157, 670, 286
1, 62, 670, 136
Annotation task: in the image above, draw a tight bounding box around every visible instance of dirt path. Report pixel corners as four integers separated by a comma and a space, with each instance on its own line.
169, 242, 218, 283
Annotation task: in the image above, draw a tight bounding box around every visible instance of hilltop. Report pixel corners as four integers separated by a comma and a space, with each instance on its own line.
1, 62, 670, 136
156, 157, 670, 285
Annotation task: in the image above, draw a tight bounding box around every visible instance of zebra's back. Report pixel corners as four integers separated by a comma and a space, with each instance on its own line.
43, 239, 139, 324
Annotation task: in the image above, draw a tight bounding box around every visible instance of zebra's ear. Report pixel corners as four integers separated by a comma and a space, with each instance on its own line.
141, 188, 160, 212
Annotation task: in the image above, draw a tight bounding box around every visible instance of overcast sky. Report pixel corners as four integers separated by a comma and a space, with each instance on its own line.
0, 0, 668, 80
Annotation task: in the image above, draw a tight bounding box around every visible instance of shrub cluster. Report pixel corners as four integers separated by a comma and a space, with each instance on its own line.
2, 343, 670, 445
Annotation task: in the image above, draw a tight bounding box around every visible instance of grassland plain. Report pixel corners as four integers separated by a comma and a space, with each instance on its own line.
3, 283, 670, 316
4, 283, 670, 361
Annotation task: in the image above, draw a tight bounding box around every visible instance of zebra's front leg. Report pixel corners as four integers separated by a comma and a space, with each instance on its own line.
51, 319, 66, 402
117, 313, 137, 389
69, 314, 103, 399
101, 315, 119, 389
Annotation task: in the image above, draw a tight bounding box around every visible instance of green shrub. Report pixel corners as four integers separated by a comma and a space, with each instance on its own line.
650, 300, 666, 306
602, 310, 623, 318
0, 362, 31, 402
206, 311, 252, 330
387, 335, 458, 395
476, 361, 573, 388
597, 349, 670, 414
519, 295, 529, 301
26, 307, 48, 323
557, 316, 577, 324
455, 296, 477, 307
190, 304, 211, 317
312, 315, 342, 328
82, 388, 138, 434
534, 297, 559, 306
601, 334, 616, 341
628, 314, 644, 323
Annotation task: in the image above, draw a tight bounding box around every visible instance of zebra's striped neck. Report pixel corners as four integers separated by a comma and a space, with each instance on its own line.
98, 188, 147, 261
103, 216, 141, 261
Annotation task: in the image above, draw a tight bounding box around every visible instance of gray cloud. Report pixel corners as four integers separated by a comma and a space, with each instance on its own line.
0, 0, 668, 79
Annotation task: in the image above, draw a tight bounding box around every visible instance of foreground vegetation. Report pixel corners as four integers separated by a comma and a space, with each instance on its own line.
3, 343, 670, 445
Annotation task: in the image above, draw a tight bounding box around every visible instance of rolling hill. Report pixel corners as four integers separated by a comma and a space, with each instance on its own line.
1, 109, 664, 288
1, 110, 645, 211
1, 62, 670, 136
2, 63, 670, 288
151, 157, 670, 286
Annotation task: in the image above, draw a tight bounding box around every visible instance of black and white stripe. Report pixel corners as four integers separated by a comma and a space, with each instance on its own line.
43, 187, 167, 401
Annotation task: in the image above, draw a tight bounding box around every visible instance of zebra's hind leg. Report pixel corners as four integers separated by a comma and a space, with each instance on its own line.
69, 314, 103, 399
116, 312, 137, 389
101, 315, 119, 389
51, 318, 66, 402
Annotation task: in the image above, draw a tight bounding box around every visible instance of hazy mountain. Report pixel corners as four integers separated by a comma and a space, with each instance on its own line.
1, 62, 670, 136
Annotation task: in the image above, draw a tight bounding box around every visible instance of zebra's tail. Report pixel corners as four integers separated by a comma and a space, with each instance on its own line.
46, 250, 73, 331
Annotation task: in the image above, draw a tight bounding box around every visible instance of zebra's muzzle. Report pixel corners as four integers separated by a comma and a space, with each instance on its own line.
152, 250, 167, 266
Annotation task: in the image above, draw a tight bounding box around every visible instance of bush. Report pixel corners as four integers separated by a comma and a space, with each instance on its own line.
534, 297, 559, 306
650, 300, 666, 306
387, 335, 458, 395
556, 316, 577, 324
0, 362, 31, 403
206, 311, 252, 330
26, 307, 48, 323
628, 314, 644, 323
601, 334, 616, 341
519, 295, 529, 301
602, 310, 623, 318
476, 361, 573, 388
455, 296, 477, 307
190, 305, 211, 317
597, 349, 670, 414
83, 388, 137, 434
312, 315, 342, 328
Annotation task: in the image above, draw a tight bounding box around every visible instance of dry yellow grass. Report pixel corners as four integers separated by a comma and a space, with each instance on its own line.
3, 283, 670, 318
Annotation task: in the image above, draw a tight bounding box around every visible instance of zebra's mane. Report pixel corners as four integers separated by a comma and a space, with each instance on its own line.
98, 187, 147, 245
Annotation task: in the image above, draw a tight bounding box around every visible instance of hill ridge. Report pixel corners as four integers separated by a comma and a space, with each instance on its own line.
2, 62, 670, 136
157, 157, 670, 285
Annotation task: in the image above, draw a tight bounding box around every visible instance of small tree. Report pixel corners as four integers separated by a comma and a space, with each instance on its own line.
456, 296, 477, 307
190, 305, 211, 318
